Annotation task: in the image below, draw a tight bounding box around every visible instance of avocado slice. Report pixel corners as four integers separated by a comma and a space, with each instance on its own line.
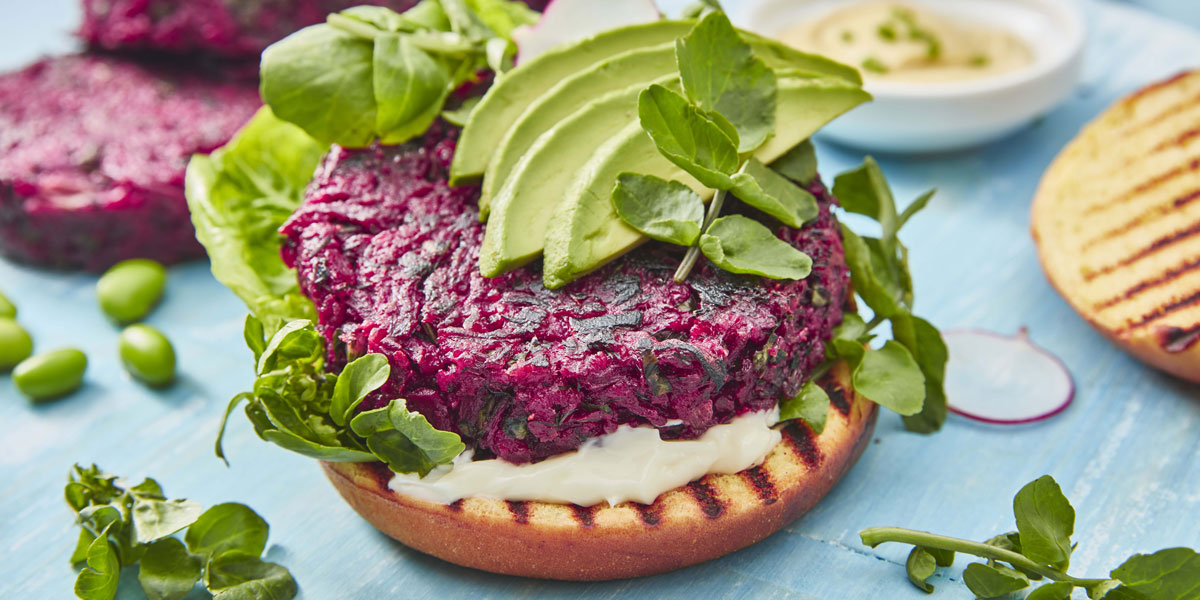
542, 76, 872, 289
478, 44, 679, 218
480, 76, 678, 277
450, 21, 695, 185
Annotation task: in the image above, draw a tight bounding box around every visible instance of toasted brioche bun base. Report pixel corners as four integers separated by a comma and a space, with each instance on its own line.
321, 362, 877, 580
1032, 69, 1200, 382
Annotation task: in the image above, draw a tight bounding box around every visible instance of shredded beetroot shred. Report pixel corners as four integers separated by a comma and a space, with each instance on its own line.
281, 124, 849, 463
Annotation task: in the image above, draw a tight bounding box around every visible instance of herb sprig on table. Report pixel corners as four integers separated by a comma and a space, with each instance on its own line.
862, 475, 1200, 599
66, 464, 297, 600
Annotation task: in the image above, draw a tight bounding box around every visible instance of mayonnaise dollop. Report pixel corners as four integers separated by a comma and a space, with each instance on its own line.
389, 408, 782, 506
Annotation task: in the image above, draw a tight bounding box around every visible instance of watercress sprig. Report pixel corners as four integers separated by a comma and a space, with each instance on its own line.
215, 317, 465, 477
861, 475, 1200, 599
260, 0, 537, 147
66, 464, 297, 600
613, 10, 818, 282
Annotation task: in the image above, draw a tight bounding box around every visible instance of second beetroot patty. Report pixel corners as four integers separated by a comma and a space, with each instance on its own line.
281, 125, 850, 464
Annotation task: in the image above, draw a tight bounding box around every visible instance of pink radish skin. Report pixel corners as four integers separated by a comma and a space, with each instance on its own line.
942, 328, 1074, 425
513, 0, 662, 64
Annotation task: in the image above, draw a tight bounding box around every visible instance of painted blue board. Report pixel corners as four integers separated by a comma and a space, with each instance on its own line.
1, 1, 1198, 598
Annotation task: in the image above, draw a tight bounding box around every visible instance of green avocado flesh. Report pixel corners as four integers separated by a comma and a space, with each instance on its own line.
477, 44, 679, 218
479, 76, 678, 277
541, 76, 872, 289
450, 21, 695, 185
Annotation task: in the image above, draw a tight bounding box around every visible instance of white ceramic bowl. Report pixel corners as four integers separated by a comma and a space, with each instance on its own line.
733, 0, 1087, 153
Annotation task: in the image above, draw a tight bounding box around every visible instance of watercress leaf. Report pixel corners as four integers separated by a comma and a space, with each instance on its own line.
351, 399, 466, 476
675, 11, 777, 152
700, 215, 813, 279
71, 528, 96, 565
131, 498, 204, 544
779, 380, 829, 434
374, 33, 453, 145
184, 108, 322, 334
467, 0, 539, 38
840, 224, 904, 318
138, 538, 202, 600
1014, 475, 1076, 569
832, 156, 898, 240
962, 563, 1031, 598
74, 532, 120, 600
1110, 547, 1200, 600
830, 337, 865, 368
260, 24, 378, 147
442, 96, 480, 127
1090, 580, 1125, 599
611, 173, 705, 246
730, 158, 819, 228
330, 354, 392, 427
441, 0, 494, 41
256, 320, 321, 375
637, 84, 739, 190
261, 429, 376, 462
243, 316, 268, 364
204, 552, 298, 600
898, 188, 936, 230
1027, 582, 1076, 600
128, 478, 164, 500
906, 546, 938, 593
852, 341, 925, 416
926, 547, 955, 567
185, 503, 269, 560
216, 393, 253, 465
771, 139, 818, 185
833, 313, 869, 343
893, 314, 948, 434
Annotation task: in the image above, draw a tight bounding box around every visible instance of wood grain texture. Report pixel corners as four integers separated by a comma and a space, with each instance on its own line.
1, 2, 1199, 599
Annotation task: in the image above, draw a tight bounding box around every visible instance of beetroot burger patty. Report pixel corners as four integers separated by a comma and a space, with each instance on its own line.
281, 126, 850, 464
0, 55, 260, 270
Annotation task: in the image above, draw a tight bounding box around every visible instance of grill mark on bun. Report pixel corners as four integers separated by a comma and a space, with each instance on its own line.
685, 481, 725, 518
448, 499, 464, 512
1158, 323, 1200, 352
826, 383, 851, 416
1153, 127, 1200, 153
1083, 157, 1200, 216
741, 466, 778, 505
634, 502, 662, 526
1124, 90, 1200, 134
1084, 219, 1200, 281
507, 500, 530, 524
781, 422, 822, 468
1119, 289, 1200, 333
1094, 255, 1200, 310
571, 504, 595, 528
1082, 189, 1200, 250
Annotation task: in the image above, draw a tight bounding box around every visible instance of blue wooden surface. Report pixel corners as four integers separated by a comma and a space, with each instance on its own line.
2, 1, 1199, 598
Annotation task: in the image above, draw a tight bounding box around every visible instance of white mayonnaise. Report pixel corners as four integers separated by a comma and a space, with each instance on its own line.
389, 408, 782, 506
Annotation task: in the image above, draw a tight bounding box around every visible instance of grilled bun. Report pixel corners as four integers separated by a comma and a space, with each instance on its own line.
321, 361, 877, 580
1033, 69, 1200, 382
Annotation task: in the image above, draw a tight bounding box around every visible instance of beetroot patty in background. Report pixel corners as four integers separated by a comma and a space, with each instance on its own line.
282, 125, 851, 464
0, 55, 261, 270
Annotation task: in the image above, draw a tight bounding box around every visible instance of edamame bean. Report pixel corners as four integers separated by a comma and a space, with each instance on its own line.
118, 324, 176, 386
0, 289, 14, 319
96, 259, 166, 323
0, 318, 33, 370
13, 348, 87, 401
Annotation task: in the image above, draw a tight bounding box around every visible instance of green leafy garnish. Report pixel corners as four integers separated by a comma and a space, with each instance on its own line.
730, 158, 819, 228
261, 0, 536, 147
637, 83, 740, 190
185, 107, 325, 337
611, 173, 705, 246
216, 317, 464, 476
861, 475, 1200, 599
66, 465, 296, 600
778, 380, 830, 434
699, 215, 812, 279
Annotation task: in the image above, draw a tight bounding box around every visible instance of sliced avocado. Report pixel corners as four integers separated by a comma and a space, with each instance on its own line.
480, 75, 678, 277
542, 76, 872, 289
478, 44, 679, 218
450, 20, 695, 185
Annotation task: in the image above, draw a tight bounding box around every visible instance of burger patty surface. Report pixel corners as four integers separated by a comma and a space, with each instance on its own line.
0, 55, 261, 270
282, 125, 850, 464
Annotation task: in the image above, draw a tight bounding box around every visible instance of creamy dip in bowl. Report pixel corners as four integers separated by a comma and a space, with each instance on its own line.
734, 0, 1086, 153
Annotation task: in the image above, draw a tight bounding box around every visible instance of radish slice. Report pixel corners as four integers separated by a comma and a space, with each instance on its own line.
513, 0, 661, 64
942, 328, 1074, 425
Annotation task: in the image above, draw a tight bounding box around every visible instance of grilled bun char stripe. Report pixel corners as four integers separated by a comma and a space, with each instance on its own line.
322, 362, 876, 581
1034, 69, 1200, 381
